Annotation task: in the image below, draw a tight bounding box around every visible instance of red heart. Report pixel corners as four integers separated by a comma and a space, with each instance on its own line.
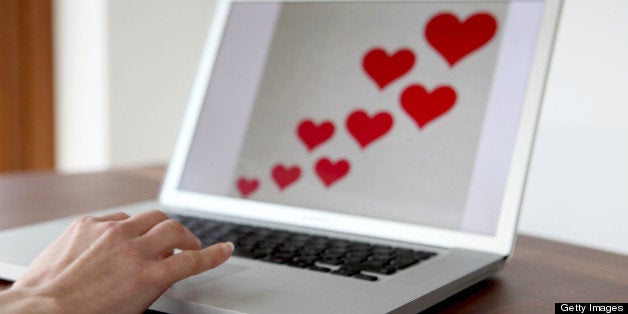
346, 110, 393, 149
363, 48, 415, 90
315, 157, 350, 187
271, 164, 301, 190
400, 84, 457, 129
425, 12, 497, 67
297, 119, 335, 151
237, 177, 259, 198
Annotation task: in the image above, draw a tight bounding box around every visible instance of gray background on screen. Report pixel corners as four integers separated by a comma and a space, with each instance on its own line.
230, 2, 507, 230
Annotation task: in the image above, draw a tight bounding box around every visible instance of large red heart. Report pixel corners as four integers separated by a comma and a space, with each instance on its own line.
400, 84, 457, 129
297, 119, 335, 151
237, 177, 259, 198
425, 12, 497, 67
346, 109, 393, 149
271, 164, 301, 190
363, 48, 415, 90
315, 157, 350, 187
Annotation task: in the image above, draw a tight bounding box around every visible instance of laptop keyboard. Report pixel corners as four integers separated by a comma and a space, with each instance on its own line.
172, 215, 437, 282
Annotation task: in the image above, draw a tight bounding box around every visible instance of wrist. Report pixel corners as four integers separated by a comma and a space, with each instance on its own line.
0, 286, 64, 313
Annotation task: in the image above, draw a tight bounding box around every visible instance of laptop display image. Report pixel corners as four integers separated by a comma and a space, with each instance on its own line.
181, 1, 518, 235
0, 0, 562, 313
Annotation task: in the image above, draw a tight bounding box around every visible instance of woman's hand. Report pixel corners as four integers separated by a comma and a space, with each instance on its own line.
0, 210, 233, 313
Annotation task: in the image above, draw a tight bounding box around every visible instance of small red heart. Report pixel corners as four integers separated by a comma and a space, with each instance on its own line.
297, 119, 335, 151
315, 157, 350, 187
346, 109, 393, 149
271, 164, 301, 190
363, 48, 415, 90
425, 12, 497, 67
237, 177, 259, 198
400, 84, 457, 129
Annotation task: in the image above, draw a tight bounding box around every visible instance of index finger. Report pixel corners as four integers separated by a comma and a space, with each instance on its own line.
160, 242, 234, 283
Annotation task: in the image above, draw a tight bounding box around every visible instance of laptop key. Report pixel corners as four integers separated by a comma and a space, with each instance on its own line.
354, 274, 378, 281
288, 260, 314, 268
363, 257, 390, 268
300, 246, 324, 255
331, 268, 359, 277
309, 266, 331, 273
340, 263, 397, 275
344, 256, 367, 264
415, 250, 437, 260
233, 248, 265, 259
272, 251, 295, 259
388, 258, 419, 270
318, 257, 343, 266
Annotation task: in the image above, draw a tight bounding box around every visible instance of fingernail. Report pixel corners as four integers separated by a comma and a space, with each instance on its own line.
196, 237, 202, 246
221, 242, 235, 255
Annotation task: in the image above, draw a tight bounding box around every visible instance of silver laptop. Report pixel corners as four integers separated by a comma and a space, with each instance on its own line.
0, 0, 561, 312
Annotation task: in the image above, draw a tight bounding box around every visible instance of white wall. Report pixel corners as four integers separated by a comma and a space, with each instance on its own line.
54, 0, 214, 171
518, 0, 628, 255
54, 0, 628, 254
108, 0, 215, 167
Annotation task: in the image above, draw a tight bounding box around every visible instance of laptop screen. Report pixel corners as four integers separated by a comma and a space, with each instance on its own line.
178, 1, 545, 235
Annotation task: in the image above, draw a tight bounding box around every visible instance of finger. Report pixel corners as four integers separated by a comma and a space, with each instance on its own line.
161, 242, 234, 282
123, 210, 170, 235
96, 212, 130, 222
137, 219, 201, 256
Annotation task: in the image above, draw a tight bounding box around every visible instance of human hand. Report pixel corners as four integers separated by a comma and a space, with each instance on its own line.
0, 210, 233, 313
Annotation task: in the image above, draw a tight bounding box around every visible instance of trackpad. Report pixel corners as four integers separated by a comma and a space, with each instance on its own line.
171, 264, 249, 291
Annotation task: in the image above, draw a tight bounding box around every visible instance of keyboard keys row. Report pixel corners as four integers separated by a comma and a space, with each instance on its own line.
172, 215, 437, 282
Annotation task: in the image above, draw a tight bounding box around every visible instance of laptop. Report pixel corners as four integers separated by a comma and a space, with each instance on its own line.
0, 0, 562, 312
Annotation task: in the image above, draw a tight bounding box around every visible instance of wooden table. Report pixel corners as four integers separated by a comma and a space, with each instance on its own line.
1, 166, 626, 313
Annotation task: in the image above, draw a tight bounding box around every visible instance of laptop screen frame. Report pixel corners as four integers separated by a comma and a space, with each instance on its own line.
160, 0, 562, 256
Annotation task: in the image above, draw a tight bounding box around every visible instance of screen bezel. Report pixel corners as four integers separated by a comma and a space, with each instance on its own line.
160, 0, 562, 256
